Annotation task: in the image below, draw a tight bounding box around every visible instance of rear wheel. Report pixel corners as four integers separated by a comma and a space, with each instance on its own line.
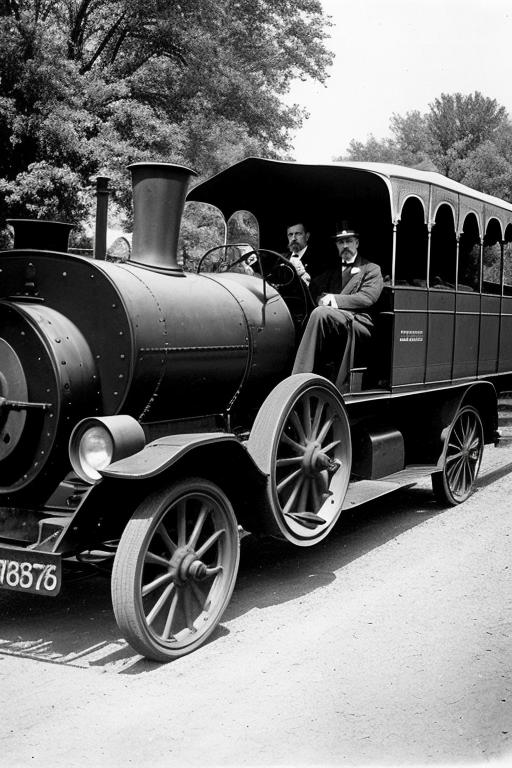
111, 478, 240, 661
432, 405, 484, 505
247, 374, 352, 546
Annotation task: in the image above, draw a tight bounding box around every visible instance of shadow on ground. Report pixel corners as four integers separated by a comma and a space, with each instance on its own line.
0, 481, 445, 674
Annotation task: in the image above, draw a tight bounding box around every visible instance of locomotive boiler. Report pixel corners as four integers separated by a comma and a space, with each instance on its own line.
1, 162, 351, 661
0, 163, 294, 499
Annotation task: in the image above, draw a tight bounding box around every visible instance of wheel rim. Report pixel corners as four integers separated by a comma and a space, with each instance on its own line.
137, 489, 238, 653
271, 384, 351, 541
444, 408, 483, 502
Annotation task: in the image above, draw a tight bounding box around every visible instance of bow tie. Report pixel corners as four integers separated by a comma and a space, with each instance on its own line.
342, 260, 355, 267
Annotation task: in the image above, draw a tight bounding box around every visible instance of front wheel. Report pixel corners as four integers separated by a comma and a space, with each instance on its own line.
432, 405, 484, 505
111, 478, 240, 661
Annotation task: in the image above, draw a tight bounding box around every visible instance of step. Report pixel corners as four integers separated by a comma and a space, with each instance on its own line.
342, 465, 436, 510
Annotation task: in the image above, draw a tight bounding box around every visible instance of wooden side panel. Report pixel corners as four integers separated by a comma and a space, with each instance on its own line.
478, 295, 500, 375
498, 297, 512, 373
426, 290, 455, 382
391, 289, 427, 386
453, 293, 480, 379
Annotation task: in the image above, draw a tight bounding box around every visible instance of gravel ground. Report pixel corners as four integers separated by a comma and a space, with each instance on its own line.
1, 429, 512, 768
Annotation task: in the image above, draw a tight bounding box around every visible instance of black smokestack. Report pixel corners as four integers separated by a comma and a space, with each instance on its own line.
128, 162, 198, 272
7, 219, 74, 252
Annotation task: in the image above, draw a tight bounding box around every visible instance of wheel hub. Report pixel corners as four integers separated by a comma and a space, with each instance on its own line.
169, 546, 208, 584
302, 440, 340, 477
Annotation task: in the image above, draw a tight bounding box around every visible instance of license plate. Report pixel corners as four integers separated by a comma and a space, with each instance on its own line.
0, 546, 62, 596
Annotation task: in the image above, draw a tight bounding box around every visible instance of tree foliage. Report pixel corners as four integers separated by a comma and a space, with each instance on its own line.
0, 0, 332, 238
342, 91, 512, 201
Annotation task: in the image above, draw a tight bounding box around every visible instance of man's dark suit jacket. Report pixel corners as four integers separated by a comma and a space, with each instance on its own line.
257, 244, 336, 285
294, 244, 337, 280
311, 256, 384, 327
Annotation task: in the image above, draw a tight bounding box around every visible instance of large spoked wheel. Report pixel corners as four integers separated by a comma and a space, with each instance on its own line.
432, 405, 484, 506
247, 374, 352, 546
111, 478, 240, 662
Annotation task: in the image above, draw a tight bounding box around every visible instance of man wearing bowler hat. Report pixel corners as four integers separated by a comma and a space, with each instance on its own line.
291, 226, 383, 392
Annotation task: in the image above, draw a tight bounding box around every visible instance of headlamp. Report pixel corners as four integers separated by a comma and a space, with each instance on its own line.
77, 426, 114, 480
69, 415, 146, 483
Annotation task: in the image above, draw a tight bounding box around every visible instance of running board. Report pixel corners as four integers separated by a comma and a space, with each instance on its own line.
342, 465, 437, 510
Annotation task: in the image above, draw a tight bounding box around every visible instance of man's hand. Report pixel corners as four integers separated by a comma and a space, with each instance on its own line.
290, 255, 311, 285
318, 293, 337, 308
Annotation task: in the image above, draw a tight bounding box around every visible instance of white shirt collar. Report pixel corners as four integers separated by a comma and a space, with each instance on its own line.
293, 246, 307, 260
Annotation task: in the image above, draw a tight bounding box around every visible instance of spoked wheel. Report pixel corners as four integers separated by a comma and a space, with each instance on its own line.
432, 405, 484, 505
247, 374, 352, 546
111, 478, 240, 661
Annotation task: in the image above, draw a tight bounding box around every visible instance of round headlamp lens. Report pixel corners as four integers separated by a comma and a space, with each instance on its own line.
78, 426, 114, 480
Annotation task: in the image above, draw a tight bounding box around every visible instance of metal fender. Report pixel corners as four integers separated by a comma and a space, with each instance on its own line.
435, 381, 498, 469
56, 433, 268, 554
99, 432, 255, 480
438, 382, 498, 446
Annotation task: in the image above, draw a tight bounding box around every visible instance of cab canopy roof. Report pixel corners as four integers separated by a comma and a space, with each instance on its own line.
188, 157, 512, 238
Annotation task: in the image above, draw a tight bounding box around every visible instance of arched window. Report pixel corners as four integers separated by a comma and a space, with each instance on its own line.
504, 224, 512, 296
458, 214, 481, 292
179, 201, 226, 272
227, 210, 259, 250
429, 204, 456, 289
482, 219, 503, 295
395, 197, 427, 287
222, 210, 260, 273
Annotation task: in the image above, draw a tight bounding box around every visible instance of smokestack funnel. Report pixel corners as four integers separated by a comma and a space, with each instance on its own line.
7, 219, 74, 252
128, 162, 198, 272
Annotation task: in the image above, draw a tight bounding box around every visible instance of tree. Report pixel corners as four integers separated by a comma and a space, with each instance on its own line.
389, 110, 434, 167
344, 109, 435, 169
0, 0, 333, 239
342, 91, 512, 201
427, 92, 507, 175
451, 138, 512, 200
345, 135, 398, 164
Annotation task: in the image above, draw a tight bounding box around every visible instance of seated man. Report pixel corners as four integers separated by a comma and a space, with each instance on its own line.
292, 227, 383, 392
285, 220, 336, 285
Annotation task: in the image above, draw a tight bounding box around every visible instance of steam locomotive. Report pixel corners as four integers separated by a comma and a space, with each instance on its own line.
0, 161, 350, 661
1, 158, 506, 661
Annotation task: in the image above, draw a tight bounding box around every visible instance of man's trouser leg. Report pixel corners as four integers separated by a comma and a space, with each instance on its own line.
334, 319, 372, 392
292, 306, 351, 377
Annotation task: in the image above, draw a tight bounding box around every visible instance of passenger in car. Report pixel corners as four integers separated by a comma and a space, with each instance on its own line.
248, 220, 336, 286
292, 227, 384, 392
284, 220, 336, 285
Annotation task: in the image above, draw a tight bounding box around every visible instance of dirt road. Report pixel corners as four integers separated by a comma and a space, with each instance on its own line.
1, 436, 512, 767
